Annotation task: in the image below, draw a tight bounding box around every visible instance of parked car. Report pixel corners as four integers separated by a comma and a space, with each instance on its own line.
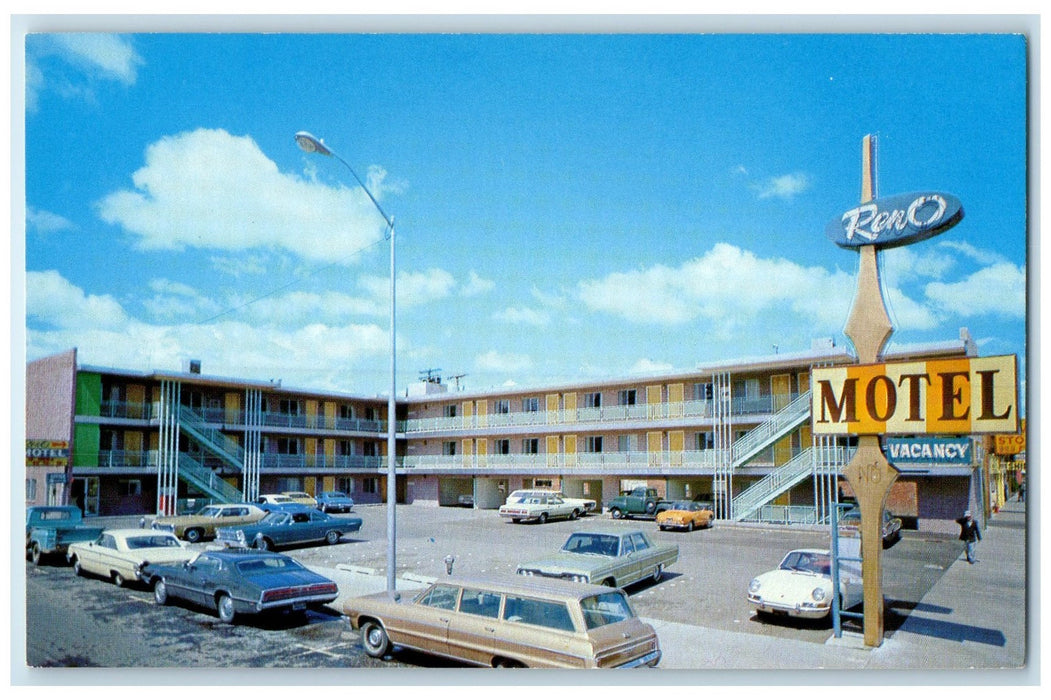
343, 574, 661, 668
66, 529, 193, 586
516, 529, 679, 589
457, 494, 475, 508
215, 509, 362, 550
747, 548, 863, 620
656, 500, 715, 532
316, 491, 355, 513
282, 491, 318, 507
150, 503, 266, 543
141, 549, 339, 624
607, 487, 674, 520
25, 505, 104, 565
838, 507, 903, 546
254, 495, 312, 513
504, 489, 596, 514
498, 493, 584, 524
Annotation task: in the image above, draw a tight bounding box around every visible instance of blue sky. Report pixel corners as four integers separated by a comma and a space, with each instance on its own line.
20, 29, 1029, 400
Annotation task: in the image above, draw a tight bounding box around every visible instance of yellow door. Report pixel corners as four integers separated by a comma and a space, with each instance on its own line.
668, 383, 684, 418
564, 435, 577, 467
771, 374, 791, 411
476, 438, 488, 467
546, 394, 560, 424
462, 401, 474, 429
225, 392, 241, 424
463, 439, 473, 468
646, 385, 662, 419
563, 393, 577, 422
476, 400, 488, 428
546, 436, 560, 468
647, 431, 663, 467
126, 384, 145, 419
306, 438, 318, 468
325, 439, 336, 469
669, 430, 684, 467
774, 434, 792, 466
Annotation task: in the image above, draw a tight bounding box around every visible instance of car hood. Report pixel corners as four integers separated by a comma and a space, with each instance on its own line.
135, 548, 196, 566
152, 515, 212, 526
244, 567, 335, 589
752, 569, 832, 600
518, 552, 611, 574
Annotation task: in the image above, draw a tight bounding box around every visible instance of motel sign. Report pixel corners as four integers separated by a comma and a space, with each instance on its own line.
811, 355, 1018, 435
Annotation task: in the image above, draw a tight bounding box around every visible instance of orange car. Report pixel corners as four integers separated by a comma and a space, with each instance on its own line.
656, 500, 714, 532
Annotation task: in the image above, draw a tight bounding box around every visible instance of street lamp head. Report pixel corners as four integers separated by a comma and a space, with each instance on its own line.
294, 131, 332, 157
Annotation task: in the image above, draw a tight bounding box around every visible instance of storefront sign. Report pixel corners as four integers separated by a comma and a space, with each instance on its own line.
811, 355, 1018, 435
827, 191, 964, 249
26, 440, 70, 466
994, 433, 1026, 455
884, 437, 972, 465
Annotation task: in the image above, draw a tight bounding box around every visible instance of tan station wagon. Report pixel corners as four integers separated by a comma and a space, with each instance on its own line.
343, 574, 661, 668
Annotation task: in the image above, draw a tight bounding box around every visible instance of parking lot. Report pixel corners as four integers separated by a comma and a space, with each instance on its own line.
24, 503, 970, 670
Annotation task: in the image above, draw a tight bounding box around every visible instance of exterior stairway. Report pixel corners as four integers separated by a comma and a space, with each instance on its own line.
731, 445, 855, 522
176, 405, 245, 502
731, 391, 811, 467
177, 452, 243, 504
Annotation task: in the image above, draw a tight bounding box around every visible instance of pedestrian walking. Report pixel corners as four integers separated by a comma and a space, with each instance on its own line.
956, 510, 981, 564
1018, 482, 1025, 503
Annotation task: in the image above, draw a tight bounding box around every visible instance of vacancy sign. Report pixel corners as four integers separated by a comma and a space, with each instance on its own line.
811, 355, 1018, 435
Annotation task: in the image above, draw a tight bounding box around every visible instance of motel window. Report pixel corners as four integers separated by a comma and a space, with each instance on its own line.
443, 441, 457, 456
494, 399, 511, 414
696, 432, 714, 450
364, 407, 378, 421
444, 404, 458, 418
618, 435, 635, 452
26, 478, 37, 501
495, 439, 510, 455
363, 442, 378, 457
522, 397, 540, 412
339, 440, 353, 456
336, 477, 354, 493
522, 438, 539, 454
119, 479, 142, 497
694, 382, 714, 400
618, 389, 637, 406
584, 392, 602, 408
339, 404, 355, 420
533, 479, 553, 488
277, 478, 303, 492
732, 378, 760, 398
585, 436, 604, 453
277, 437, 301, 455
278, 399, 301, 416
363, 478, 379, 494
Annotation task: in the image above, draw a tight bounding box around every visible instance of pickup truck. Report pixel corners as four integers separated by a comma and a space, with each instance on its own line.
607, 488, 674, 520
26, 505, 104, 565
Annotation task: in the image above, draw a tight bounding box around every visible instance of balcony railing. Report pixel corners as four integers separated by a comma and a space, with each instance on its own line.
400, 449, 723, 471
91, 401, 387, 434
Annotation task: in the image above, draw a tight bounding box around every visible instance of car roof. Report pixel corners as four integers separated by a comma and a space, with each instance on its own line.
565, 529, 639, 538
199, 549, 293, 562
434, 573, 617, 600
103, 528, 180, 538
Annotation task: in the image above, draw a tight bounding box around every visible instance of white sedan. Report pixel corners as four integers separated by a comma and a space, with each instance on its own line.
67, 529, 194, 587
498, 494, 583, 524
747, 548, 863, 620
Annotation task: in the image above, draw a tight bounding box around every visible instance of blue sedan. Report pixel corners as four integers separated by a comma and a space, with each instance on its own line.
316, 491, 355, 513
141, 549, 339, 624
215, 509, 362, 550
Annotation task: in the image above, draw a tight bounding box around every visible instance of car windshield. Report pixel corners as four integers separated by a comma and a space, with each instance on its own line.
561, 533, 620, 556
325, 492, 347, 498
671, 500, 696, 510
260, 513, 290, 525
197, 506, 222, 517
236, 556, 303, 574
125, 535, 181, 549
779, 551, 831, 575
580, 592, 635, 630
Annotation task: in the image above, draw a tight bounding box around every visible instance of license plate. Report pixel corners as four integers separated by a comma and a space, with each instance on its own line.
292, 602, 306, 611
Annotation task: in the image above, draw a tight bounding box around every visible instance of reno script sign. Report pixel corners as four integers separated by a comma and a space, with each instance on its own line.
827, 191, 964, 249
811, 355, 1017, 436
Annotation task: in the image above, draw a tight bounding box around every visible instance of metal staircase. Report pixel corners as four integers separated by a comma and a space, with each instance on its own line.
177, 452, 243, 504
731, 391, 811, 467
732, 448, 816, 521
179, 406, 245, 470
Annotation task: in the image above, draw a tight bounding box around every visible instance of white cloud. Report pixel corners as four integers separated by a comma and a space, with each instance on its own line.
937, 240, 1009, 267
881, 245, 956, 284
577, 243, 855, 331
461, 270, 495, 297
26, 207, 76, 234
97, 128, 394, 264
475, 350, 533, 373
359, 268, 457, 310
755, 172, 810, 200
27, 270, 129, 330
51, 34, 142, 85
629, 358, 674, 374
925, 262, 1027, 318
493, 306, 549, 326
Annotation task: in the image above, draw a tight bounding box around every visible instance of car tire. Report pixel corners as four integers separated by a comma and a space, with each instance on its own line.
645, 501, 657, 514
569, 509, 579, 521
538, 513, 548, 524
493, 658, 525, 668
184, 528, 203, 544
217, 594, 236, 624
361, 620, 390, 658
511, 518, 521, 524
71, 556, 82, 576
112, 572, 126, 587
687, 521, 695, 532
30, 543, 43, 565
153, 579, 169, 606
658, 525, 666, 531
652, 564, 664, 583
610, 508, 622, 520
255, 537, 271, 551
325, 530, 340, 546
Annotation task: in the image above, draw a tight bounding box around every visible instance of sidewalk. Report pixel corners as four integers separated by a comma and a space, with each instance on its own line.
317, 500, 1031, 675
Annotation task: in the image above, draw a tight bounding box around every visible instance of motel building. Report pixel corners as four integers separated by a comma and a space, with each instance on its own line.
25, 327, 995, 535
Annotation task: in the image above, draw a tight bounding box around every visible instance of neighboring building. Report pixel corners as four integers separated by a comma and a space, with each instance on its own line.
24, 329, 986, 533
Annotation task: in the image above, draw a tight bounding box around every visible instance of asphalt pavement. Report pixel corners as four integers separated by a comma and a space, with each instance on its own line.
316, 499, 1033, 679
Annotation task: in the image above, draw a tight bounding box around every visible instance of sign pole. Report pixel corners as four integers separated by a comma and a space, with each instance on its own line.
840, 134, 898, 648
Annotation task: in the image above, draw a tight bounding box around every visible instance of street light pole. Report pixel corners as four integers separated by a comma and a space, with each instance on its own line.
295, 131, 399, 593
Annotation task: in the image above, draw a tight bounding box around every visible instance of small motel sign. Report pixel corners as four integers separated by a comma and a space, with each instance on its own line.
811, 355, 1018, 435
26, 440, 70, 466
